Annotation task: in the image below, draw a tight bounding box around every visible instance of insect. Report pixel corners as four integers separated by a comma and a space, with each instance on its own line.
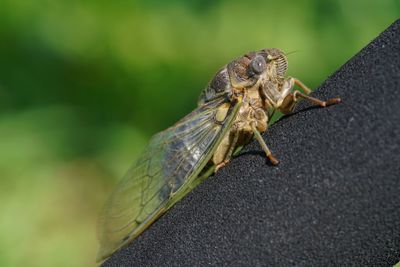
97, 48, 341, 262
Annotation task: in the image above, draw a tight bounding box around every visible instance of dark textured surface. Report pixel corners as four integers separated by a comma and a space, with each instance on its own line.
104, 20, 400, 267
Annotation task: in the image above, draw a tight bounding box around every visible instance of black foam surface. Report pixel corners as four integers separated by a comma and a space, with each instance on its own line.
104, 20, 400, 266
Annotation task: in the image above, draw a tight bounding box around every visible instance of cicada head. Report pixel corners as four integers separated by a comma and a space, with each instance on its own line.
199, 48, 289, 105
227, 48, 288, 89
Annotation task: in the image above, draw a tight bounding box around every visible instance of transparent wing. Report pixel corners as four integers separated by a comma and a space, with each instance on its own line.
97, 97, 240, 261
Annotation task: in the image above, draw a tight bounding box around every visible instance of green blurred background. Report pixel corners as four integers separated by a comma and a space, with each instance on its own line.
0, 0, 398, 266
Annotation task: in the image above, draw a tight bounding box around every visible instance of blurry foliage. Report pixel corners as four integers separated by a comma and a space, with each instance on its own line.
0, 0, 398, 266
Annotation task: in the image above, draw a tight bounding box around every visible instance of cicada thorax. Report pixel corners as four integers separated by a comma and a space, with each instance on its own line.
227, 54, 258, 88
198, 66, 233, 106
198, 52, 264, 106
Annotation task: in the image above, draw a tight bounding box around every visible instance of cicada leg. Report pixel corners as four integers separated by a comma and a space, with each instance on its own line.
292, 78, 312, 94
279, 78, 341, 114
251, 123, 279, 165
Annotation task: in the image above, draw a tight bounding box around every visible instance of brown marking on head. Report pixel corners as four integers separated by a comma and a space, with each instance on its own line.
227, 48, 289, 89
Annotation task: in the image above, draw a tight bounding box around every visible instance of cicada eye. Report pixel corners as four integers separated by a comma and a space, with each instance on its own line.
250, 55, 267, 75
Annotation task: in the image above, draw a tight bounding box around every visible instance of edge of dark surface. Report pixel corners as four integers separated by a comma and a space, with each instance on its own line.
104, 19, 400, 266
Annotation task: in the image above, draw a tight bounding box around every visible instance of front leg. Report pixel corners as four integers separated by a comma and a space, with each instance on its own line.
279, 78, 341, 114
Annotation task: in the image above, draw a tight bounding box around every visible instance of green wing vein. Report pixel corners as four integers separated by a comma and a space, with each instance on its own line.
97, 96, 239, 261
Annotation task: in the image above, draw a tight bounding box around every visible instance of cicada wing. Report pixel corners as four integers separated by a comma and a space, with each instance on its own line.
97, 97, 240, 261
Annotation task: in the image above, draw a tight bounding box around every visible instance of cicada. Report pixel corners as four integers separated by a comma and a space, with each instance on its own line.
97, 48, 340, 261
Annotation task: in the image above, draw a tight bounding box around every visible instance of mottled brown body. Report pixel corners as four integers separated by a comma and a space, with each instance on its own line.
204, 48, 340, 167
212, 85, 269, 166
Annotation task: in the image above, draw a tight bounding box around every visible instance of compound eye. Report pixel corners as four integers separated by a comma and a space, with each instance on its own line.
250, 55, 267, 75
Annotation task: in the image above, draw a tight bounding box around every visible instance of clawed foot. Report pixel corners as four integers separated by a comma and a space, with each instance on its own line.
321, 97, 341, 107
267, 153, 279, 166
